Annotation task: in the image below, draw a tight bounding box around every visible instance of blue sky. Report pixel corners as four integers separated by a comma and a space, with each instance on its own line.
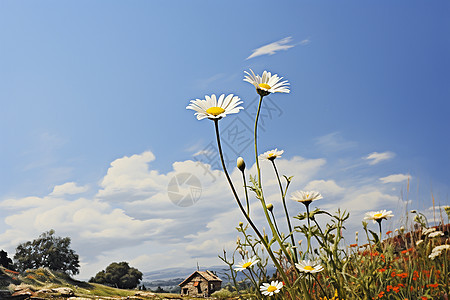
1, 1, 449, 279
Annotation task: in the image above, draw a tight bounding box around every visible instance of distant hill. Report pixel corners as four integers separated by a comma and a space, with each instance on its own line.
141, 264, 277, 293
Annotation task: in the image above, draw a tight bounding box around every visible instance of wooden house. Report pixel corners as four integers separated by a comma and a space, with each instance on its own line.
179, 270, 222, 297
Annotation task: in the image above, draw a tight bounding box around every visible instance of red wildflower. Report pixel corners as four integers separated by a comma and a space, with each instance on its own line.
378, 291, 385, 298
350, 243, 358, 247
397, 272, 408, 279
386, 231, 392, 235
391, 271, 396, 277
427, 283, 438, 288
378, 268, 386, 273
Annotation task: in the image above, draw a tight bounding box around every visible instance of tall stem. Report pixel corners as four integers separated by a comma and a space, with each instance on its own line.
254, 95, 264, 189
212, 119, 293, 295
252, 97, 296, 265
306, 203, 312, 254
272, 160, 297, 263
377, 220, 382, 240
241, 171, 250, 216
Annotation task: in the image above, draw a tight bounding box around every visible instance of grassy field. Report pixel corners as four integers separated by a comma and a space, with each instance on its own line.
0, 266, 183, 299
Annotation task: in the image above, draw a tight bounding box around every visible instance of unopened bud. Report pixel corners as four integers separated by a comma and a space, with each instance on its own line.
239, 222, 243, 227
237, 157, 246, 172
410, 210, 417, 214
267, 203, 273, 211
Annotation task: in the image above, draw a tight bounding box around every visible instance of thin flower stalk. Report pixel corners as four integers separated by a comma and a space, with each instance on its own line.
271, 159, 297, 263
212, 119, 295, 297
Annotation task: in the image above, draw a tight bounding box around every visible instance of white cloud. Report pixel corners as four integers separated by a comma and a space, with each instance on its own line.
304, 180, 345, 197
379, 173, 410, 184
50, 182, 89, 196
365, 151, 395, 165
246, 37, 296, 60
0, 149, 419, 280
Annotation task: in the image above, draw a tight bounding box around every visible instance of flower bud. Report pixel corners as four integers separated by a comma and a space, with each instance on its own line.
238, 222, 243, 227
266, 203, 273, 211
237, 157, 246, 172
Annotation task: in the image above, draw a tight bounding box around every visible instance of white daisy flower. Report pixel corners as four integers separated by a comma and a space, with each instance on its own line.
186, 94, 243, 120
363, 210, 394, 223
422, 227, 436, 235
428, 231, 444, 238
260, 280, 283, 296
234, 256, 259, 272
291, 191, 323, 205
259, 148, 284, 161
244, 69, 290, 96
295, 260, 324, 274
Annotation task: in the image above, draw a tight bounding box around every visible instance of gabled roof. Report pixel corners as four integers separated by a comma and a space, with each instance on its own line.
179, 270, 222, 286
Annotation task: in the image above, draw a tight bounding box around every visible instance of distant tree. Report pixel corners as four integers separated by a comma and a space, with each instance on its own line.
13, 229, 80, 275
0, 250, 14, 269
155, 286, 167, 293
89, 262, 143, 289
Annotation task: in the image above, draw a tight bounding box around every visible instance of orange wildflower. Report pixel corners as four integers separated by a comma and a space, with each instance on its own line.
350, 243, 358, 247
427, 283, 438, 288
397, 272, 408, 279
386, 231, 392, 235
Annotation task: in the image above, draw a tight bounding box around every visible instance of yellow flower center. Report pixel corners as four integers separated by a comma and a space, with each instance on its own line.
267, 285, 277, 293
206, 107, 225, 116
258, 83, 272, 90
304, 265, 314, 271
374, 213, 383, 218
242, 262, 252, 268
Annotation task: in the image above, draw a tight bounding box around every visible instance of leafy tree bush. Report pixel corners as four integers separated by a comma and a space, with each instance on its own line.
89, 262, 143, 289
0, 250, 14, 269
13, 229, 80, 275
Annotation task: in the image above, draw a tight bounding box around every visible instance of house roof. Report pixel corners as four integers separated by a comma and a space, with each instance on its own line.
179, 270, 222, 286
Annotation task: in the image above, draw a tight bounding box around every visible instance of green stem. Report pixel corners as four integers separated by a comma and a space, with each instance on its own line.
377, 220, 382, 240
272, 160, 297, 263
306, 203, 312, 254
254, 95, 264, 190
270, 210, 282, 238
241, 171, 250, 216
212, 119, 293, 295
251, 98, 297, 267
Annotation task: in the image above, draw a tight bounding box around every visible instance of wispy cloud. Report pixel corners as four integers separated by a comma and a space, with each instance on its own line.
315, 132, 357, 152
246, 36, 298, 60
379, 173, 410, 184
365, 151, 395, 165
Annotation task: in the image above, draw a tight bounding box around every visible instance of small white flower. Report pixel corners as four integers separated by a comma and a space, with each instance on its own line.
422, 227, 436, 235
364, 210, 394, 223
428, 231, 444, 238
260, 280, 283, 296
186, 94, 243, 120
234, 256, 259, 272
244, 69, 290, 96
259, 149, 284, 161
291, 191, 323, 205
429, 250, 442, 260
295, 260, 324, 274
433, 244, 450, 252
